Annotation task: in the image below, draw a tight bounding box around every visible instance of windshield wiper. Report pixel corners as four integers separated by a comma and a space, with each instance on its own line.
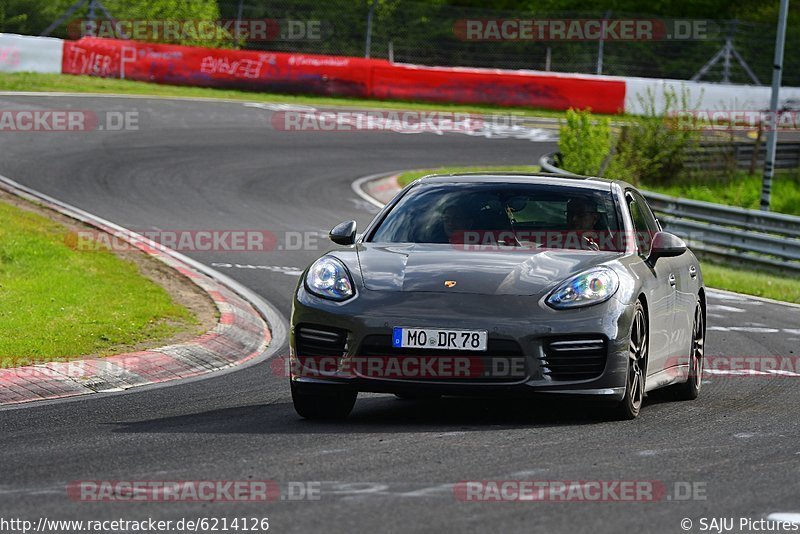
502, 204, 524, 247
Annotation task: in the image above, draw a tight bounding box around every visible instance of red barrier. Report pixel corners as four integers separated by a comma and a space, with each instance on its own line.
62, 38, 382, 97
371, 63, 625, 114
61, 37, 625, 113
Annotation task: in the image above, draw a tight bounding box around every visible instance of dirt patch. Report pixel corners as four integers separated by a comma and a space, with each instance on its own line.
0, 188, 218, 357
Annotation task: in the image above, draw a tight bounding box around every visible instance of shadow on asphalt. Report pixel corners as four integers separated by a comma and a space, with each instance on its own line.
109, 395, 671, 434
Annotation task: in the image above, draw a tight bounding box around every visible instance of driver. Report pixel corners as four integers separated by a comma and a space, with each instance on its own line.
566, 197, 601, 251
566, 197, 600, 231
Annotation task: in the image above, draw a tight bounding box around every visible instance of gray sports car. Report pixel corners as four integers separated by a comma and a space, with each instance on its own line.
290, 173, 706, 420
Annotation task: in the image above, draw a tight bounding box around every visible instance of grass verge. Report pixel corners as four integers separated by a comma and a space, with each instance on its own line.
0, 198, 197, 364
644, 170, 800, 217
395, 165, 800, 304
0, 72, 572, 119
700, 262, 800, 304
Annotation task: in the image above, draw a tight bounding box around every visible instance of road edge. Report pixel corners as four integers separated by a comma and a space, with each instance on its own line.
0, 174, 288, 406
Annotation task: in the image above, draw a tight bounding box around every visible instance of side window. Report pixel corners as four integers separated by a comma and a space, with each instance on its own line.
629, 190, 660, 232
627, 193, 657, 257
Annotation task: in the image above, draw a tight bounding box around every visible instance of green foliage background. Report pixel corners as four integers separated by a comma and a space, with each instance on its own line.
2, 0, 797, 83
1, 0, 222, 46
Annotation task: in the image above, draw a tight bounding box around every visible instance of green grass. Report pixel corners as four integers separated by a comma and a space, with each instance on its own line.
701, 262, 800, 304
397, 165, 541, 187
0, 72, 572, 119
644, 170, 800, 216
0, 200, 196, 365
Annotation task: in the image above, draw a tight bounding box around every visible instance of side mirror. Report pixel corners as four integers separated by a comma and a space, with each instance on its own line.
648, 231, 687, 264
329, 220, 357, 246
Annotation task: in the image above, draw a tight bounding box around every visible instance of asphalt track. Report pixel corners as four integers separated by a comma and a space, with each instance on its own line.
1, 95, 799, 534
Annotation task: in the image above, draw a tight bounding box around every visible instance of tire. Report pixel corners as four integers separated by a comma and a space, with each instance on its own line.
671, 297, 705, 401
612, 301, 647, 420
291, 381, 357, 420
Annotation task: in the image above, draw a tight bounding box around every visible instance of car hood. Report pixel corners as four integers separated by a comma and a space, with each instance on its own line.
355, 243, 622, 296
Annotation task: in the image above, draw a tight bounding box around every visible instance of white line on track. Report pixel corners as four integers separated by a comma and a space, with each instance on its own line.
211, 262, 303, 276
707, 326, 795, 334
708, 304, 746, 313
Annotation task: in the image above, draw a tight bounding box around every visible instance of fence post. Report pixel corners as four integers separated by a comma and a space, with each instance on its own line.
761, 0, 790, 211
596, 10, 611, 75
365, 0, 378, 58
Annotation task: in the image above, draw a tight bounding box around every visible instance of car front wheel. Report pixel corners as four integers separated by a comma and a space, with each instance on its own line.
613, 301, 647, 420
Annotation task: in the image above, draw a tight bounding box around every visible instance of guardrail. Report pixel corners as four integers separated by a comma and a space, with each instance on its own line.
539, 152, 800, 272
684, 142, 800, 172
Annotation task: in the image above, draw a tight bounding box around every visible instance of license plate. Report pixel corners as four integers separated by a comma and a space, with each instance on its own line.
392, 327, 488, 351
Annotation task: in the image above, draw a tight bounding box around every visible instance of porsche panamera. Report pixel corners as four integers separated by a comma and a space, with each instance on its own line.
290, 173, 706, 420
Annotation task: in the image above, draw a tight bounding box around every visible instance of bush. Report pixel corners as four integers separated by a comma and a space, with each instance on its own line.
557, 88, 700, 186
604, 86, 700, 186
558, 109, 611, 176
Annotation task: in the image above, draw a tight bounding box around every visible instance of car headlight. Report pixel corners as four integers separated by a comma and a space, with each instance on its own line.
305, 256, 355, 301
546, 267, 619, 309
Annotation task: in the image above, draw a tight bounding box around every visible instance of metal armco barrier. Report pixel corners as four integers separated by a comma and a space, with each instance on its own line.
683, 142, 800, 171
539, 152, 800, 272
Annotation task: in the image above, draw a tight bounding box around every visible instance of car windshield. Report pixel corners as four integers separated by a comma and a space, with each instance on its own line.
368, 181, 623, 251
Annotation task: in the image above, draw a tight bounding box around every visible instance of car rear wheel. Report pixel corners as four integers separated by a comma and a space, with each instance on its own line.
671, 298, 704, 400
291, 381, 357, 420
613, 301, 647, 420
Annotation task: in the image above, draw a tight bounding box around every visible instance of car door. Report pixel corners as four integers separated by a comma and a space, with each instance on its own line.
626, 190, 676, 376
644, 198, 697, 364
636, 191, 696, 367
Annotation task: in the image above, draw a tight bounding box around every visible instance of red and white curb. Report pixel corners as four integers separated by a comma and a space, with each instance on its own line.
351, 171, 404, 209
0, 174, 286, 406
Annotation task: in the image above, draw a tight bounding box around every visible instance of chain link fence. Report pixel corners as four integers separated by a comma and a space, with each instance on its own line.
3, 0, 798, 86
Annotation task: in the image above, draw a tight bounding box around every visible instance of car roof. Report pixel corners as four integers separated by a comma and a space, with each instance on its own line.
415, 172, 620, 192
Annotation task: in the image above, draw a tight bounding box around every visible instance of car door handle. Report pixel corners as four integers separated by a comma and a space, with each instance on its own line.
668, 273, 676, 287
689, 265, 697, 279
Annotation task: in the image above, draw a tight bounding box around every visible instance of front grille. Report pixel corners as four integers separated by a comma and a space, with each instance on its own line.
295, 324, 348, 358
355, 335, 526, 382
541, 337, 607, 381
